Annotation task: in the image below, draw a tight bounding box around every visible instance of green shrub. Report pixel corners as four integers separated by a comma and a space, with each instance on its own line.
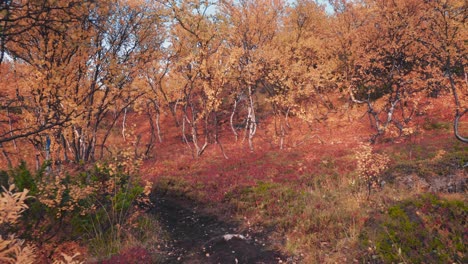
1, 161, 149, 259
9, 161, 39, 195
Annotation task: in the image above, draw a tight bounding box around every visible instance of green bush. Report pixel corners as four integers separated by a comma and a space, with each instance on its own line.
9, 161, 39, 195
1, 161, 148, 254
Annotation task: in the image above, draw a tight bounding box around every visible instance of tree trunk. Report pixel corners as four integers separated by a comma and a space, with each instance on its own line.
7, 108, 17, 150
122, 107, 128, 141
60, 133, 69, 162
214, 112, 228, 159
145, 108, 156, 158
247, 86, 257, 152
230, 98, 239, 141
447, 66, 467, 143
0, 144, 12, 168
454, 109, 468, 143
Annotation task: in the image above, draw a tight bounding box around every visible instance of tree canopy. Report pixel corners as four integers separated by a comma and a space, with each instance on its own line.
0, 0, 466, 164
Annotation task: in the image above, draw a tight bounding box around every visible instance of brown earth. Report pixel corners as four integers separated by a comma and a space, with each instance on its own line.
148, 190, 295, 264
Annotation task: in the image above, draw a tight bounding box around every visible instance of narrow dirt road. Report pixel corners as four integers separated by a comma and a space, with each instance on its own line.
149, 193, 288, 264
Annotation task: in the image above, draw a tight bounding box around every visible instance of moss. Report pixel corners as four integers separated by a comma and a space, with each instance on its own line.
423, 121, 450, 131
361, 194, 467, 263
386, 146, 467, 186
253, 181, 277, 194
377, 204, 424, 262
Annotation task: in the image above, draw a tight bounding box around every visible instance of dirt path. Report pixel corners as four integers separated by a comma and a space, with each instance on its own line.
149, 193, 288, 264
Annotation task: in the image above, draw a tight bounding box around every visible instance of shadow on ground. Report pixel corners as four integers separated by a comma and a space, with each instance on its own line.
149, 190, 288, 264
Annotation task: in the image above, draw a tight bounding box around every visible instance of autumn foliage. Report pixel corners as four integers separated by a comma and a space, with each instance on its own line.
0, 0, 466, 262
0, 0, 466, 162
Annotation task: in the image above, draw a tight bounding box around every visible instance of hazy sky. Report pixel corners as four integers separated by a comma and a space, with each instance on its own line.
288, 0, 334, 13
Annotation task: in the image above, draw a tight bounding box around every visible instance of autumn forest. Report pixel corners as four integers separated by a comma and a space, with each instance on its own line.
0, 0, 466, 263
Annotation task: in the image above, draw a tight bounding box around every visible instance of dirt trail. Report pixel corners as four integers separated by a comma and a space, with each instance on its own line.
149, 193, 288, 264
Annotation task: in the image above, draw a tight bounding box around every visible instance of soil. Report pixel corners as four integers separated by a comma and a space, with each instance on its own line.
149, 192, 290, 264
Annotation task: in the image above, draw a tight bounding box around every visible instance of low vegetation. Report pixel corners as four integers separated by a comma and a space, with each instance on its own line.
0, 0, 466, 263
155, 135, 466, 263
366, 194, 466, 263
0, 158, 159, 263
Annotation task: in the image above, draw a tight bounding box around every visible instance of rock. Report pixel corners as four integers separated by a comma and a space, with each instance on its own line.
223, 234, 246, 241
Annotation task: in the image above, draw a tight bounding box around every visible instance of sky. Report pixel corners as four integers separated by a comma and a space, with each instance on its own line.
288, 0, 334, 14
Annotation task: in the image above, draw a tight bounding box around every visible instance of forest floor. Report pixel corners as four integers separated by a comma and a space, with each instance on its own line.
149, 191, 292, 264
1, 95, 465, 263
133, 98, 466, 263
